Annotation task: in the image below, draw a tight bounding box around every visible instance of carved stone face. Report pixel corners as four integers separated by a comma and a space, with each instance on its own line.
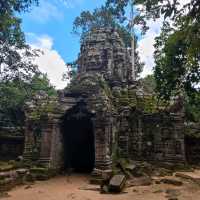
78, 29, 128, 81
84, 46, 104, 70
80, 43, 109, 72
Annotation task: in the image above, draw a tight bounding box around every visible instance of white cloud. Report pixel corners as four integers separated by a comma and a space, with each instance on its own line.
26, 33, 69, 89
26, 0, 85, 23
28, 0, 64, 23
138, 19, 163, 78
57, 0, 84, 8
137, 0, 190, 78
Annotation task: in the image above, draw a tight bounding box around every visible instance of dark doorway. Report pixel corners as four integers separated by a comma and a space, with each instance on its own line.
61, 103, 95, 172
0, 136, 24, 161
185, 136, 200, 164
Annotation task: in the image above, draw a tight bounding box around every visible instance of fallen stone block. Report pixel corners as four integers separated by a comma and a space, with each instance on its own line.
175, 172, 200, 184
153, 168, 173, 177
160, 178, 183, 186
165, 189, 180, 200
127, 176, 152, 187
16, 169, 28, 176
79, 186, 99, 192
125, 164, 136, 171
167, 197, 178, 200
166, 189, 181, 196
109, 175, 126, 193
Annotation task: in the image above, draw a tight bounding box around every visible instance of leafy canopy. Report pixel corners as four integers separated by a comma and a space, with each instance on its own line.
0, 74, 56, 127
0, 0, 58, 127
0, 0, 39, 82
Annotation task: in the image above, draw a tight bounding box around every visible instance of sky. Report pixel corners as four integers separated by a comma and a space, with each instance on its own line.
20, 0, 186, 89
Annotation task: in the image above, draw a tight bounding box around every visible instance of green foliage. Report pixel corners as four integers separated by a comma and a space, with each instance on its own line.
0, 0, 38, 45
73, 6, 115, 36
106, 0, 199, 31
98, 78, 113, 99
29, 99, 57, 122
0, 80, 27, 126
154, 19, 200, 104
63, 61, 78, 83
185, 93, 200, 122
73, 6, 131, 45
142, 96, 158, 113
106, 0, 148, 34
0, 0, 39, 82
0, 74, 56, 127
29, 74, 57, 97
139, 75, 156, 94
112, 87, 158, 113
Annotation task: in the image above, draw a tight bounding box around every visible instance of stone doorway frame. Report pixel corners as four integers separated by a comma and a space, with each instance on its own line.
23, 94, 113, 174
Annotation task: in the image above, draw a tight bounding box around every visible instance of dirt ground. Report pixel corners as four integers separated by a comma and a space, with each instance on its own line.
1, 173, 200, 200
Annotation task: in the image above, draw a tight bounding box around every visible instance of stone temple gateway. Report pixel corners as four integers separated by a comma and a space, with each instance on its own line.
23, 28, 186, 174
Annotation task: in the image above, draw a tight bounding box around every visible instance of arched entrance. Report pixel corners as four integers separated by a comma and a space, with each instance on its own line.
61, 102, 95, 172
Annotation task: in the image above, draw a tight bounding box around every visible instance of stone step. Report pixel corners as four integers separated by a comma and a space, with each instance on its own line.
0, 168, 31, 192
0, 177, 16, 192
16, 169, 28, 176
0, 172, 10, 180
0, 177, 14, 185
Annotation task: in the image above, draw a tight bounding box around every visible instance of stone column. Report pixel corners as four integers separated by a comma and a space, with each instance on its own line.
171, 114, 186, 162
118, 107, 130, 158
38, 119, 54, 168
92, 113, 112, 178
49, 119, 63, 170
23, 119, 35, 161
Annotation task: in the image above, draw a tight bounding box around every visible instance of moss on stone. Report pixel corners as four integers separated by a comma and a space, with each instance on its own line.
30, 167, 50, 181
29, 101, 57, 122
142, 96, 158, 113
99, 79, 113, 99
0, 162, 14, 172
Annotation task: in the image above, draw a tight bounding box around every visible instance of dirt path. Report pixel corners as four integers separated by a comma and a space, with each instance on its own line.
1, 173, 200, 200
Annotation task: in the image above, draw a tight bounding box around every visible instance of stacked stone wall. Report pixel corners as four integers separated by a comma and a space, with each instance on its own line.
0, 127, 24, 160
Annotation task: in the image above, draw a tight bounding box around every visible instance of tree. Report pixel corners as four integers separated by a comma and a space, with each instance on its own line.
0, 0, 39, 45
153, 2, 200, 103
105, 0, 148, 34
0, 73, 56, 127
72, 6, 144, 77
0, 0, 39, 82
139, 74, 156, 94
106, 0, 199, 30
185, 92, 200, 122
